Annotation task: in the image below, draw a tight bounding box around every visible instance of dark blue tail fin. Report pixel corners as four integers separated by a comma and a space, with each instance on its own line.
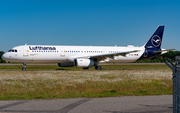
144, 25, 164, 49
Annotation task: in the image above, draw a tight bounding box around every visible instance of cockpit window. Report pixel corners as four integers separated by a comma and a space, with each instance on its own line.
8, 49, 18, 52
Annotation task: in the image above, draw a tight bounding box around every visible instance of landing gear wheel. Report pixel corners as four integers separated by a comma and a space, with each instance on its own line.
22, 68, 26, 71
95, 66, 102, 70
83, 67, 89, 70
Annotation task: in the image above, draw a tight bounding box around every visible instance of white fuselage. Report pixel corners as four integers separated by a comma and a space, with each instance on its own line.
2, 45, 144, 63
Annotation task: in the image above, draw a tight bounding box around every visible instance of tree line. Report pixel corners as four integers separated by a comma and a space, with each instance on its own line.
0, 51, 180, 63
0, 51, 6, 63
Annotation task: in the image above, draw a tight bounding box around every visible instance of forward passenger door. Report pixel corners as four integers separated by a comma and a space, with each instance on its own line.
23, 45, 29, 57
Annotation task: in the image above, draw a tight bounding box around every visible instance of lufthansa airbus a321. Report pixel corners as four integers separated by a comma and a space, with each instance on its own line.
2, 26, 175, 70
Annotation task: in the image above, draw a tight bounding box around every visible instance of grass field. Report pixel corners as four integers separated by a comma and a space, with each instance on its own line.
0, 64, 169, 70
0, 64, 173, 100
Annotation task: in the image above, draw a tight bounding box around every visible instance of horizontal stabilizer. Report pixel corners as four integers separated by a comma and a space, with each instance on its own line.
153, 49, 176, 53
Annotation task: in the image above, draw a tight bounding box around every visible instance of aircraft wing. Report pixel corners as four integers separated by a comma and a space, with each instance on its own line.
78, 50, 139, 61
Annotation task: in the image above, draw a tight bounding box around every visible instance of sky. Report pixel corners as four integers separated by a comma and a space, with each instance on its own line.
0, 0, 180, 52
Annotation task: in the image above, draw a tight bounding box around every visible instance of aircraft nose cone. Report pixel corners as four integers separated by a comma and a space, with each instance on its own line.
2, 54, 5, 59
2, 53, 8, 60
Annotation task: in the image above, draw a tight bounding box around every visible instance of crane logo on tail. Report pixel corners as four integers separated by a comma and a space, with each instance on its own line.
151, 35, 161, 47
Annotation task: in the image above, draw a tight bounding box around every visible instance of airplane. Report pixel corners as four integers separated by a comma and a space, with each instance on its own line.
2, 25, 175, 70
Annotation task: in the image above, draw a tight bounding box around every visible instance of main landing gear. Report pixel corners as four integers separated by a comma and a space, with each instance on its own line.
83, 67, 89, 70
22, 63, 26, 71
82, 66, 102, 70
95, 65, 102, 70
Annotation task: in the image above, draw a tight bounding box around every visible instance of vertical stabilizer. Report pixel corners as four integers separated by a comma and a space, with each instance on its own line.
144, 26, 164, 49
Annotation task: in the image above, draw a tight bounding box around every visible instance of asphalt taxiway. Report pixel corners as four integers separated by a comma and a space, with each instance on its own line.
0, 95, 172, 113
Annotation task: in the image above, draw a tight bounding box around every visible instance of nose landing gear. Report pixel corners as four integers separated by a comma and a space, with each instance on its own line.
22, 63, 26, 71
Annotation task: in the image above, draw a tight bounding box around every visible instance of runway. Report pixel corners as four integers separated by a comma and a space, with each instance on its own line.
0, 95, 172, 113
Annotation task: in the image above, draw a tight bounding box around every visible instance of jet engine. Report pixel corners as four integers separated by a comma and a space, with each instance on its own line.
75, 59, 95, 68
58, 63, 74, 67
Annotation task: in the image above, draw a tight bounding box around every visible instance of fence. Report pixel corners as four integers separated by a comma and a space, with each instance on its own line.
165, 56, 180, 113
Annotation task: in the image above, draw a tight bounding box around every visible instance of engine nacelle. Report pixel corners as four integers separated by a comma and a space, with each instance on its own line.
75, 59, 95, 68
58, 63, 74, 67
